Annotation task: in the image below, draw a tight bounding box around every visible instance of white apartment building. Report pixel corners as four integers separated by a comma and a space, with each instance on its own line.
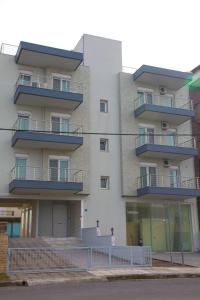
0, 34, 199, 252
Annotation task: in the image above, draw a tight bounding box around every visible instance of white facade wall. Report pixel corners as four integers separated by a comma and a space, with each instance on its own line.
75, 35, 126, 244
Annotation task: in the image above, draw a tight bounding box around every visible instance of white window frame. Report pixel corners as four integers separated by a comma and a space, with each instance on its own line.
100, 138, 109, 152
139, 163, 157, 187
48, 156, 70, 181
17, 111, 31, 130
18, 71, 32, 85
15, 153, 29, 159
100, 176, 110, 190
100, 99, 108, 113
140, 162, 157, 167
137, 87, 154, 93
52, 73, 71, 91
50, 113, 71, 134
14, 154, 29, 180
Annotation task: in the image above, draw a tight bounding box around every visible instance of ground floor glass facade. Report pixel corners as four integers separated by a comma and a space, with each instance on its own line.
126, 202, 192, 252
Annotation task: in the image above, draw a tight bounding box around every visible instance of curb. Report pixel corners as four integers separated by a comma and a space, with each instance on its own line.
106, 273, 200, 281
26, 275, 107, 286
0, 280, 28, 287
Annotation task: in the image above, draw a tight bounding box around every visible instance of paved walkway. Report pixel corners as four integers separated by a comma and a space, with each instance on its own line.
153, 252, 200, 267
8, 266, 200, 286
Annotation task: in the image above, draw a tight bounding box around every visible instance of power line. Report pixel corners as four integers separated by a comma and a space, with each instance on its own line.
0, 127, 199, 137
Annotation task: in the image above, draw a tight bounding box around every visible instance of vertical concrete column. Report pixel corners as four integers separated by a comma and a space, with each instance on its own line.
0, 222, 8, 273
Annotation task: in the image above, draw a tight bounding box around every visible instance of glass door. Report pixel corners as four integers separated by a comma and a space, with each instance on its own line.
49, 160, 58, 181
60, 118, 69, 135
165, 130, 176, 146
51, 117, 60, 134
146, 93, 153, 104
169, 168, 179, 188
49, 159, 69, 182
53, 77, 70, 92
140, 166, 147, 187
16, 158, 27, 180
137, 91, 153, 106
60, 160, 69, 182
149, 167, 157, 186
138, 127, 154, 146
147, 128, 154, 144
18, 115, 29, 130
137, 91, 145, 106
51, 116, 69, 135
140, 166, 157, 187
19, 74, 31, 86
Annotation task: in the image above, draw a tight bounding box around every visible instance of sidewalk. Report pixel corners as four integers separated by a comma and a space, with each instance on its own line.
89, 267, 200, 280
4, 266, 200, 286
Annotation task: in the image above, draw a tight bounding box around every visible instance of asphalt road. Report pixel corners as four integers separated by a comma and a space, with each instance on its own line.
1, 278, 200, 300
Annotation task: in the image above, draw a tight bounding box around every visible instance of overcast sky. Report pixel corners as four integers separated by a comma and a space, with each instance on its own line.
0, 0, 199, 72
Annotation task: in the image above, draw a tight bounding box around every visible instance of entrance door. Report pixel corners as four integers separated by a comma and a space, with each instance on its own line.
53, 204, 67, 237
151, 219, 167, 251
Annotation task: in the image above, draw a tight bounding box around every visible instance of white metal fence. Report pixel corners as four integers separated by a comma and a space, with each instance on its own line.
10, 166, 85, 183
15, 73, 83, 94
12, 118, 83, 137
135, 135, 196, 149
137, 174, 200, 189
7, 246, 152, 273
0, 43, 18, 55
134, 94, 193, 111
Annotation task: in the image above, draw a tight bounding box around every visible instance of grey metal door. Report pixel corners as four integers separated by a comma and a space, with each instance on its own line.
53, 204, 67, 237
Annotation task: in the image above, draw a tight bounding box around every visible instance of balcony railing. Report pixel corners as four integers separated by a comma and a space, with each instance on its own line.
134, 94, 193, 111
15, 74, 83, 94
10, 166, 85, 183
137, 174, 200, 190
0, 43, 18, 55
12, 118, 83, 137
135, 135, 196, 149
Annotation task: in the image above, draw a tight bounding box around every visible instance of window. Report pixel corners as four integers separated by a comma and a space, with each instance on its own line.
169, 168, 179, 188
100, 176, 110, 189
100, 139, 109, 151
19, 73, 31, 86
51, 116, 69, 135
18, 114, 30, 130
137, 91, 153, 106
49, 158, 69, 182
138, 127, 154, 146
15, 158, 27, 180
100, 100, 108, 113
165, 129, 176, 146
140, 165, 157, 188
53, 77, 70, 92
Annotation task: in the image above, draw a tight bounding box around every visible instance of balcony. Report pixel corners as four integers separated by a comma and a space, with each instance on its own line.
135, 135, 197, 161
15, 41, 83, 71
12, 118, 83, 150
14, 74, 83, 110
137, 174, 200, 200
133, 65, 192, 91
9, 167, 84, 195
134, 94, 194, 125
